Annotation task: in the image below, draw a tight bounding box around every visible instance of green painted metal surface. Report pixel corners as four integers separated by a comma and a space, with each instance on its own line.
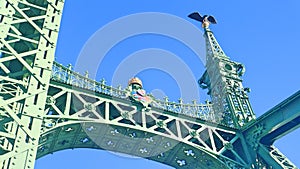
0, 0, 64, 168
0, 1, 299, 169
199, 27, 255, 129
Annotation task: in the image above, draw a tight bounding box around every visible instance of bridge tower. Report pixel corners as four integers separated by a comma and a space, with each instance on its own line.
189, 12, 299, 168
0, 1, 299, 169
0, 0, 64, 168
195, 13, 256, 129
190, 13, 299, 168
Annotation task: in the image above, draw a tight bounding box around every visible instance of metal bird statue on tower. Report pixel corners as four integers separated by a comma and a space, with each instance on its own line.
188, 12, 217, 28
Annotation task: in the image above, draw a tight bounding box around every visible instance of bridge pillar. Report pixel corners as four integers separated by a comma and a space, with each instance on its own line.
0, 0, 64, 168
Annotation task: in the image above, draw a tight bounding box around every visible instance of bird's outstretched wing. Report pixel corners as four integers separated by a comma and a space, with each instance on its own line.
188, 12, 203, 22
207, 16, 217, 24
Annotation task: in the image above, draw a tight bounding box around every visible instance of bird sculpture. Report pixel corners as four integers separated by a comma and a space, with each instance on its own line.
188, 12, 217, 28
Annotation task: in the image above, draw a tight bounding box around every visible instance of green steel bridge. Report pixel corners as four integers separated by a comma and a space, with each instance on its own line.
0, 1, 299, 168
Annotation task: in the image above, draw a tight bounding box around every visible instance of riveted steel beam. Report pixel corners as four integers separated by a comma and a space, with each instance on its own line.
0, 0, 65, 168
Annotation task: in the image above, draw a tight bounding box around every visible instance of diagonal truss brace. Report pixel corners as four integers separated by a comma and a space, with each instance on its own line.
243, 90, 300, 168
43, 82, 250, 168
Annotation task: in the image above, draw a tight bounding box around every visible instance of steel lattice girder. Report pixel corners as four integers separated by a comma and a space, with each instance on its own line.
0, 0, 64, 168
36, 80, 256, 168
243, 90, 300, 169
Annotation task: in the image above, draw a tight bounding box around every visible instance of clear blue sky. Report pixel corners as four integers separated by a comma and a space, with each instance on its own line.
35, 0, 300, 168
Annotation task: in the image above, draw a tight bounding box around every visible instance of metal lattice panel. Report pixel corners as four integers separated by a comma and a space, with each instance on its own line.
0, 0, 64, 168
38, 81, 248, 168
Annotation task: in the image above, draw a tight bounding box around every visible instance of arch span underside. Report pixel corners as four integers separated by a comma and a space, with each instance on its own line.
37, 80, 248, 168
37, 123, 223, 169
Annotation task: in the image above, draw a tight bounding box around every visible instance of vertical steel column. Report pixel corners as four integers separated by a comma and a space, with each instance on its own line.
0, 0, 64, 168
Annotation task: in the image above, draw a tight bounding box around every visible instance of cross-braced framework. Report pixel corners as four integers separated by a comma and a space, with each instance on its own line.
0, 0, 64, 168
0, 1, 300, 169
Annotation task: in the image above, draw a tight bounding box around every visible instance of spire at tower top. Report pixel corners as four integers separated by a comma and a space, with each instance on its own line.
188, 12, 256, 128
188, 12, 227, 59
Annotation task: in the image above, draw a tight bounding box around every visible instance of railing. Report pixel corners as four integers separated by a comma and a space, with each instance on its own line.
51, 62, 217, 123
150, 99, 215, 121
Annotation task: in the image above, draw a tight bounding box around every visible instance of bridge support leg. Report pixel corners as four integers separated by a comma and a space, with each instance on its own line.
0, 0, 64, 168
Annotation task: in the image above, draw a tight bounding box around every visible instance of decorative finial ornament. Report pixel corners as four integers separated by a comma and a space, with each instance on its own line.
188, 12, 217, 29
128, 77, 143, 88
127, 77, 152, 109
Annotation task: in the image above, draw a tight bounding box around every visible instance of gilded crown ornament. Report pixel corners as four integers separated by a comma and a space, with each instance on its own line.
128, 77, 143, 87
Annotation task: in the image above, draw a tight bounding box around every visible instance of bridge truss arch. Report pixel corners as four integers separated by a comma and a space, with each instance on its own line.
37, 68, 246, 168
